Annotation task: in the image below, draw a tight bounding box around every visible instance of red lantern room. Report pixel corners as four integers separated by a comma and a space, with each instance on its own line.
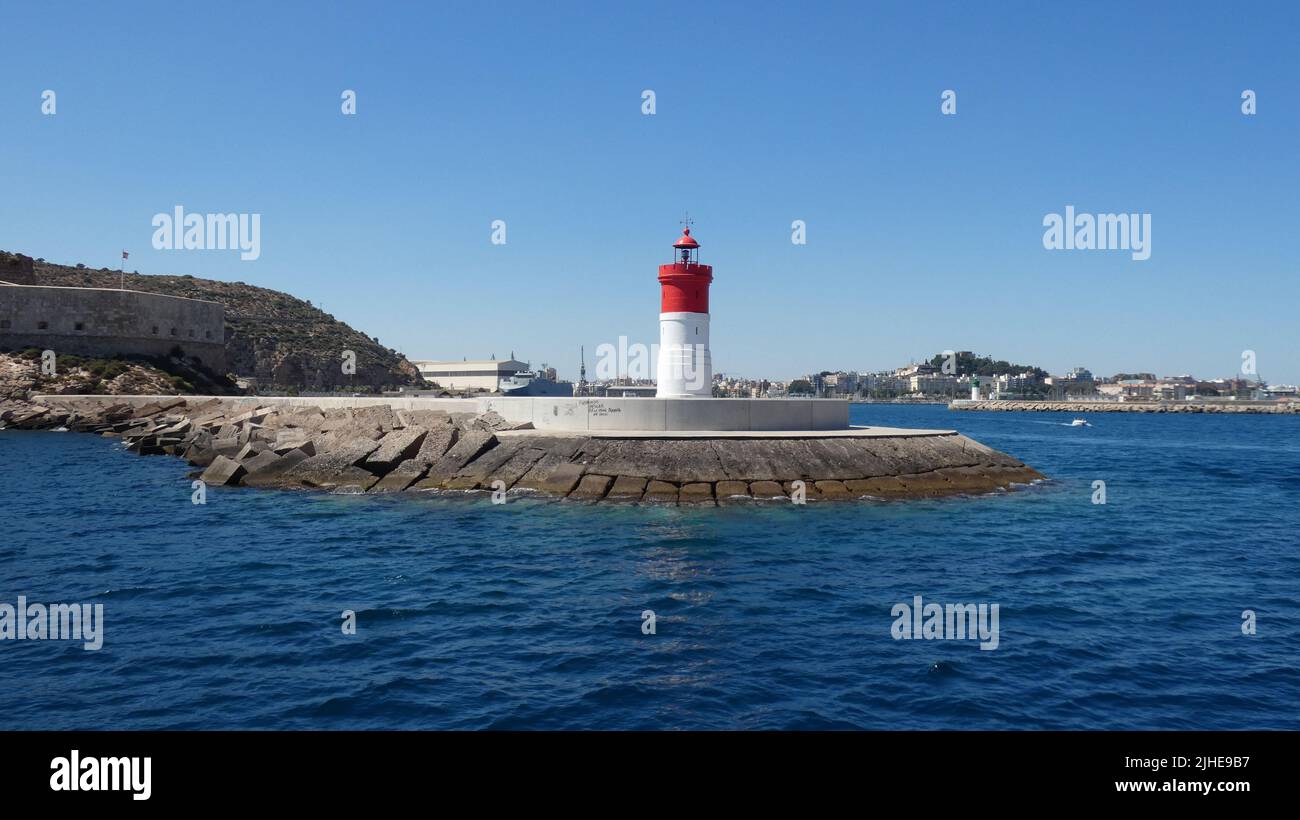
673, 226, 700, 262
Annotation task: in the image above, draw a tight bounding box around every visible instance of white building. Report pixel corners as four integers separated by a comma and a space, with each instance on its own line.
410, 358, 527, 391
909, 373, 962, 396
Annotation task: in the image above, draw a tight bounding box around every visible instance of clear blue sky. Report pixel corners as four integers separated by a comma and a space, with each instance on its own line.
2, 1, 1297, 383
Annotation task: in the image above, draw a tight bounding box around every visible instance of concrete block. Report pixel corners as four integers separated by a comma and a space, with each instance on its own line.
679, 482, 715, 505
520, 461, 585, 496
665, 398, 747, 432
568, 474, 613, 500
643, 480, 679, 504
715, 480, 750, 500
365, 426, 427, 472
369, 460, 429, 493
528, 398, 588, 432
200, 455, 246, 486
606, 475, 648, 501
243, 448, 312, 486
746, 480, 786, 499
587, 398, 665, 431
811, 400, 849, 430
814, 479, 852, 499
749, 399, 812, 431
240, 450, 281, 475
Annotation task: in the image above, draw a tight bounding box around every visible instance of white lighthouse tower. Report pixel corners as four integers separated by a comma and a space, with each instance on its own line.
655, 224, 714, 398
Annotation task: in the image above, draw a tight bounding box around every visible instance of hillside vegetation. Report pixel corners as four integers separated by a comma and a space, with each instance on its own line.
2, 250, 422, 392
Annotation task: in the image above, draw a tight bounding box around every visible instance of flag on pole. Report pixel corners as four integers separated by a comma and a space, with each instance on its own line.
122, 250, 129, 260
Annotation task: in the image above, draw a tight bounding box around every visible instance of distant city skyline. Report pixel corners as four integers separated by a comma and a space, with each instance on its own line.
2, 2, 1297, 383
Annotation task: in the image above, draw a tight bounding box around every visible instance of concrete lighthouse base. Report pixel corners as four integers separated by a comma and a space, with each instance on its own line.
18, 394, 1047, 504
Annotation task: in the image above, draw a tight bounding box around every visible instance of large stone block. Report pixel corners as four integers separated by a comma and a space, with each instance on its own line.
516, 460, 586, 496
364, 426, 428, 473
749, 480, 786, 499
568, 474, 613, 500
409, 429, 498, 490
200, 455, 246, 486
814, 479, 852, 499
643, 480, 679, 504
678, 482, 715, 506
606, 475, 648, 501
442, 438, 531, 489
411, 426, 457, 464
895, 472, 955, 496
715, 480, 750, 500
239, 450, 281, 475
481, 446, 548, 491
282, 439, 383, 489
846, 476, 909, 497
242, 448, 312, 487
368, 460, 429, 493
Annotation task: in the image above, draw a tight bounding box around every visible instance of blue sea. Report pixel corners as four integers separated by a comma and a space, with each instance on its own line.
2, 404, 1298, 730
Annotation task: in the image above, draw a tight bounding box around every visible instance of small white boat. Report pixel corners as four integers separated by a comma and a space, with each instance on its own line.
1068, 418, 1088, 427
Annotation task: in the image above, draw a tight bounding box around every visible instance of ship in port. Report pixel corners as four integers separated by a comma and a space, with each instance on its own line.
497, 369, 574, 397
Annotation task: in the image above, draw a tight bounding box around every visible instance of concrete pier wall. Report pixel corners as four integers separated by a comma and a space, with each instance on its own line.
33, 394, 851, 432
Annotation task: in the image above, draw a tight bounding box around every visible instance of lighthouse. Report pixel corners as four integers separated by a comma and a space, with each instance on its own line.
656, 225, 714, 397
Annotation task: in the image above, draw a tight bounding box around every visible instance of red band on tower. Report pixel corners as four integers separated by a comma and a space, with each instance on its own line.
658, 227, 712, 313
658, 262, 713, 313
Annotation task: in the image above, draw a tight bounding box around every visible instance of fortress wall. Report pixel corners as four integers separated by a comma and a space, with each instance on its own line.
0, 283, 226, 371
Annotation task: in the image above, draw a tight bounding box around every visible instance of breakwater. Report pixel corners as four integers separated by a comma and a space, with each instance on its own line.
2, 395, 1044, 503
951, 400, 1299, 414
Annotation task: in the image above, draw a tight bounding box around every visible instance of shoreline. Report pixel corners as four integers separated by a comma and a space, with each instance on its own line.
949, 399, 1299, 414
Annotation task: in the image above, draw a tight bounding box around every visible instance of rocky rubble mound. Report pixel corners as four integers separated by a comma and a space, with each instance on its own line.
2, 398, 1046, 504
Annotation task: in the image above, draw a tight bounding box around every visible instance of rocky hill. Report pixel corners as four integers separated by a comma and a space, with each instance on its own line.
2, 251, 422, 392
0, 349, 235, 402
